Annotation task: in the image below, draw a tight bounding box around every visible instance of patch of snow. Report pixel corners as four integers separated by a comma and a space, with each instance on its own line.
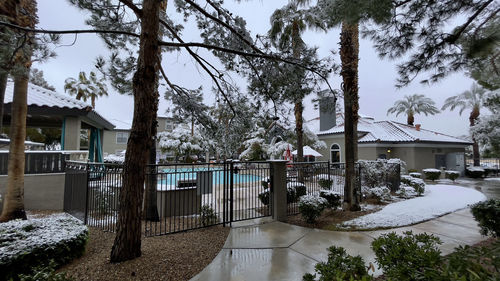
445, 170, 460, 175
299, 194, 327, 206
342, 184, 486, 229
423, 168, 441, 173
467, 166, 485, 172
485, 178, 500, 182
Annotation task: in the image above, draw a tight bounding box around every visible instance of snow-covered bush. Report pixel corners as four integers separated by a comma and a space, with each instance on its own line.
158, 124, 204, 162
401, 175, 425, 196
359, 159, 405, 188
423, 168, 441, 181
0, 214, 88, 280
395, 185, 418, 199
298, 195, 327, 223
92, 186, 116, 217
103, 154, 124, 164
409, 172, 421, 178
319, 190, 341, 209
445, 170, 460, 181
466, 166, 485, 178
362, 186, 391, 203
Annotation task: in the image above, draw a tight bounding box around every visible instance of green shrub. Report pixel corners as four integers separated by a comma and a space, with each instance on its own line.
0, 214, 88, 280
288, 182, 307, 203
371, 231, 442, 281
287, 187, 297, 203
444, 170, 460, 181
466, 167, 485, 178
200, 204, 218, 226
471, 199, 500, 237
298, 195, 327, 224
422, 169, 441, 181
318, 178, 333, 189
362, 186, 391, 203
258, 190, 270, 206
407, 169, 418, 174
319, 190, 342, 210
401, 175, 425, 196
303, 246, 372, 281
409, 172, 421, 178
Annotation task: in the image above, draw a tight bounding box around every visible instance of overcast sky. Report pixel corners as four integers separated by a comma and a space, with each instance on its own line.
35, 0, 476, 137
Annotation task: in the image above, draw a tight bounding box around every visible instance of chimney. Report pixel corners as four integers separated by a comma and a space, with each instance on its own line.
319, 96, 336, 131
415, 124, 421, 131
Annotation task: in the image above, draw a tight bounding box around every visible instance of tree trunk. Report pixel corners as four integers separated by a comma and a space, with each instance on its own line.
470, 107, 480, 166
0, 0, 36, 222
340, 21, 361, 212
91, 95, 95, 108
0, 75, 28, 222
0, 72, 7, 134
295, 101, 304, 162
110, 0, 160, 262
407, 112, 414, 126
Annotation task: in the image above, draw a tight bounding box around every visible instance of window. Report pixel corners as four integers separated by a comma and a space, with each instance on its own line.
116, 132, 129, 144
330, 143, 341, 163
165, 120, 175, 132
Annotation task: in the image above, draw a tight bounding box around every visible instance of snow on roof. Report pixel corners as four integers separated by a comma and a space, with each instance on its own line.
5, 80, 90, 110
111, 119, 132, 130
306, 113, 345, 134
292, 146, 323, 157
319, 117, 471, 145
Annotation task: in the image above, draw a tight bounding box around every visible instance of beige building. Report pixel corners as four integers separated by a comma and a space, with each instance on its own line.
103, 115, 177, 160
309, 109, 472, 175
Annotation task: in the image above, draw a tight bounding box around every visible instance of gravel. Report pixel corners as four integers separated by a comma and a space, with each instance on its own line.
59, 226, 229, 281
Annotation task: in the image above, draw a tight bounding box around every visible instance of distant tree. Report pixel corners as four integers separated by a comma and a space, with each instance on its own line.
472, 91, 500, 158
158, 124, 204, 162
442, 83, 489, 166
29, 68, 55, 91
165, 86, 207, 136
387, 94, 440, 126
64, 71, 108, 108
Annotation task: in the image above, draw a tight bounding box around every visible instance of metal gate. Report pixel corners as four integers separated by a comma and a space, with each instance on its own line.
63, 161, 272, 236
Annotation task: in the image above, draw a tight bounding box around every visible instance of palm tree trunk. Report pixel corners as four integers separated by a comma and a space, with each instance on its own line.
91, 95, 95, 108
110, 0, 160, 262
407, 112, 414, 126
0, 75, 28, 222
340, 21, 361, 211
0, 72, 7, 134
470, 108, 480, 166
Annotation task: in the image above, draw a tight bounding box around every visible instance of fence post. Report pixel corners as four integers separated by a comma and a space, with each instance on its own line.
84, 163, 90, 225
269, 160, 288, 222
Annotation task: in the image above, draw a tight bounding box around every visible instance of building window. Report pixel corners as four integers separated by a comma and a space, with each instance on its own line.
165, 120, 174, 132
116, 132, 129, 144
330, 143, 341, 163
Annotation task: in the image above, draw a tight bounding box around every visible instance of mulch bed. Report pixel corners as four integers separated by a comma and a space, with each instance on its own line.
286, 206, 381, 230
59, 226, 230, 281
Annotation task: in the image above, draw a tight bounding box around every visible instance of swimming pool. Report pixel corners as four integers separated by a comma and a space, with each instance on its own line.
158, 168, 262, 187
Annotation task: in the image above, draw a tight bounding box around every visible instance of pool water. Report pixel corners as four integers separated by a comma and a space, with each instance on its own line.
159, 168, 261, 187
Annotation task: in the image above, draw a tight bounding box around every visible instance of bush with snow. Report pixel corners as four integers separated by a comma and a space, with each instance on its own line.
318, 178, 333, 189
395, 184, 418, 199
409, 172, 421, 178
471, 199, 500, 238
359, 159, 404, 189
287, 181, 307, 200
298, 195, 327, 223
258, 190, 270, 206
0, 213, 88, 280
445, 170, 460, 181
423, 168, 441, 181
103, 154, 124, 164
466, 166, 485, 178
319, 190, 342, 209
362, 186, 391, 203
401, 175, 425, 196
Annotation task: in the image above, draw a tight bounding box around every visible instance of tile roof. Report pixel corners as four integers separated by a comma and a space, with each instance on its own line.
5, 80, 91, 110
318, 117, 471, 145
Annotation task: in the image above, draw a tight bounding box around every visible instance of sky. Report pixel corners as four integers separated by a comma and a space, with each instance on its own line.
34, 0, 476, 137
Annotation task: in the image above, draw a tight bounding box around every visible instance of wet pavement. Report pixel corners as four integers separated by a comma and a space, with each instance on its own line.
191, 179, 499, 281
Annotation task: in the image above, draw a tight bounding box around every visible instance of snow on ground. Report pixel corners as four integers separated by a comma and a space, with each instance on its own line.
342, 184, 486, 229
485, 178, 500, 182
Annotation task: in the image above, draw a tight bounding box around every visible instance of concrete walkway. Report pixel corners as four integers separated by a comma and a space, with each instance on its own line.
191, 208, 486, 281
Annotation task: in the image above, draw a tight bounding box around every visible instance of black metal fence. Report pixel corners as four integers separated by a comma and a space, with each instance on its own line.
466, 158, 500, 176
64, 161, 271, 236
0, 151, 70, 175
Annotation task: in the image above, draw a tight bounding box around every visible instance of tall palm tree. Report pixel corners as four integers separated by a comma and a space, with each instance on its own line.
64, 71, 108, 108
0, 0, 37, 222
442, 83, 488, 166
269, 2, 322, 163
387, 94, 440, 125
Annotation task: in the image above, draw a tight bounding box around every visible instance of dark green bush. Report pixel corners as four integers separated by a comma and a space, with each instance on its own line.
471, 199, 500, 237
258, 190, 270, 206
371, 231, 442, 281
444, 171, 460, 181
303, 246, 372, 281
18, 260, 73, 281
318, 178, 333, 189
319, 190, 342, 210
200, 204, 218, 226
0, 214, 88, 281
423, 169, 441, 181
466, 167, 485, 178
